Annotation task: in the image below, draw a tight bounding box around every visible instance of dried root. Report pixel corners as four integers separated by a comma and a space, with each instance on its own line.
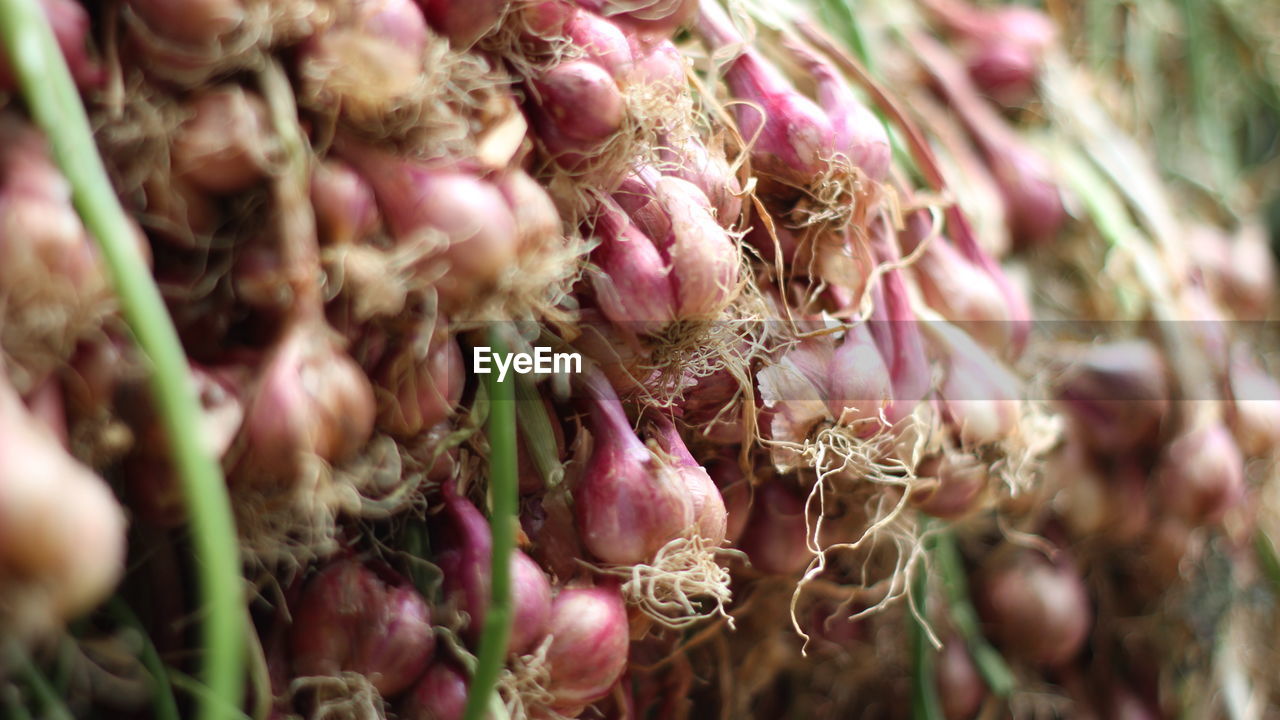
595, 533, 743, 629
289, 672, 386, 720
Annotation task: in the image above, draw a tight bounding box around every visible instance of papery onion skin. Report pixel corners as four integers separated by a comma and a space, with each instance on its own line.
289, 560, 436, 696
564, 8, 635, 79
827, 322, 893, 430
171, 86, 272, 195
312, 159, 381, 247
737, 480, 812, 575
697, 0, 836, 187
531, 60, 627, 143
374, 331, 465, 438
784, 37, 890, 182
575, 371, 695, 564
649, 175, 741, 320
418, 0, 506, 46
435, 493, 554, 655
578, 0, 698, 38
587, 197, 679, 335
1053, 340, 1170, 456
1155, 421, 1245, 525
937, 638, 986, 720
656, 134, 743, 228
974, 548, 1091, 667
125, 0, 246, 46
400, 661, 470, 720
0, 376, 127, 631
338, 144, 520, 312
646, 415, 728, 545
544, 585, 631, 709
911, 452, 987, 519
233, 324, 376, 488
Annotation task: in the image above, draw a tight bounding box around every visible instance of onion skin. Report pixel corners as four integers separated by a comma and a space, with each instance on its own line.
373, 330, 465, 439
937, 639, 986, 720
435, 493, 554, 655
902, 211, 1010, 349
966, 41, 1039, 106
400, 661, 470, 720
655, 134, 743, 228
645, 415, 728, 545
911, 452, 987, 519
630, 38, 688, 90
785, 37, 890, 182
827, 322, 893, 429
719, 51, 834, 187
974, 547, 1092, 667
913, 33, 1064, 247
931, 322, 1021, 446
578, 0, 698, 38
697, 0, 835, 187
311, 160, 380, 247
495, 169, 562, 254
339, 145, 520, 311
289, 560, 436, 696
1053, 340, 1170, 455
985, 142, 1065, 247
234, 324, 376, 488
588, 197, 679, 335
758, 332, 838, 451
125, 0, 245, 47
611, 166, 741, 321
418, 0, 506, 46
544, 585, 631, 710
649, 176, 741, 320
0, 376, 127, 632
171, 86, 272, 195
563, 9, 635, 79
738, 480, 811, 575
924, 0, 1055, 105
612, 165, 669, 241
1155, 421, 1245, 525
298, 0, 431, 127
575, 371, 695, 564
868, 229, 933, 424
531, 60, 627, 143
1227, 351, 1280, 457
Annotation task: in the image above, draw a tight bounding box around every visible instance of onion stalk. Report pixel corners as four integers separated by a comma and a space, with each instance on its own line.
0, 3, 244, 718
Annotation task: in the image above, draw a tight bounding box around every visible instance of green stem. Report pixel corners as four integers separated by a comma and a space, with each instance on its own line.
464, 328, 518, 720
515, 376, 562, 488
1256, 531, 1280, 595
167, 672, 252, 720
2, 686, 34, 720
934, 531, 1016, 697
0, 4, 245, 719
107, 599, 182, 720
1179, 0, 1235, 195
3, 640, 74, 720
815, 0, 871, 68
909, 545, 943, 720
